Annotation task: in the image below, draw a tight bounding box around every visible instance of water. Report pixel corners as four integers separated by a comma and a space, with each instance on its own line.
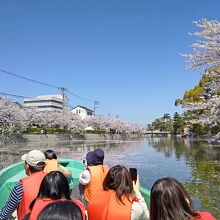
0, 137, 219, 218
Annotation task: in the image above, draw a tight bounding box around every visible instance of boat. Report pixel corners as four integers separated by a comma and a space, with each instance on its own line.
0, 159, 151, 209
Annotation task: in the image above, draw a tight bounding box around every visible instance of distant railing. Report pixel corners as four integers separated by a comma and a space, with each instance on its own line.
144, 131, 170, 136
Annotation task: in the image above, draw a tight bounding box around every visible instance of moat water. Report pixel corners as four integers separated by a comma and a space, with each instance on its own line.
0, 137, 219, 218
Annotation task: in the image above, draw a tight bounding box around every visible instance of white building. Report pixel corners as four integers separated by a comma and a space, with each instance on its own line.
71, 105, 93, 119
23, 94, 68, 112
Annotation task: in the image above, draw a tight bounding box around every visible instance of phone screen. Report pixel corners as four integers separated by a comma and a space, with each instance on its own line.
129, 168, 137, 183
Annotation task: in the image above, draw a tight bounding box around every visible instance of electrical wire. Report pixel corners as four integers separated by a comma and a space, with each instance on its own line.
0, 68, 96, 102
66, 89, 94, 102
0, 69, 60, 89
0, 92, 31, 99
98, 103, 118, 118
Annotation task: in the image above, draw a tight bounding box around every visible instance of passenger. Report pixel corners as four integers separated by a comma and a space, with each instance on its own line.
88, 165, 149, 220
79, 148, 109, 205
37, 200, 83, 220
28, 171, 85, 220
150, 177, 216, 220
43, 149, 72, 178
0, 150, 46, 220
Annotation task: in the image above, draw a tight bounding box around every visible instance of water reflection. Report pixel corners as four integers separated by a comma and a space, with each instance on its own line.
0, 137, 219, 218
147, 137, 220, 219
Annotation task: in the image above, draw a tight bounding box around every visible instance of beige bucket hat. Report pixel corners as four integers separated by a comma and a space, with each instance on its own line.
21, 150, 46, 166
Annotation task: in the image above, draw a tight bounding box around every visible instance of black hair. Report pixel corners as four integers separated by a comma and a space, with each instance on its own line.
30, 171, 71, 209
26, 161, 45, 173
44, 149, 57, 160
22, 213, 30, 220
37, 201, 83, 220
150, 177, 199, 220
103, 165, 133, 205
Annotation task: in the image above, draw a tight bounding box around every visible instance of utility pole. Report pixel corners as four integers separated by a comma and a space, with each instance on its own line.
93, 100, 99, 117
58, 87, 68, 128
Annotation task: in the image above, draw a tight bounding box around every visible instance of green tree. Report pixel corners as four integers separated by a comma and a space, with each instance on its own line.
173, 112, 185, 135
148, 114, 173, 133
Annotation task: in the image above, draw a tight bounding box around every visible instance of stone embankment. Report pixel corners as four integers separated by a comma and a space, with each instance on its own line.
0, 133, 142, 145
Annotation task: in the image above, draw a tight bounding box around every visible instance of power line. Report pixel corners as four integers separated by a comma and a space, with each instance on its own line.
66, 89, 94, 102
0, 92, 31, 99
0, 68, 96, 103
98, 103, 116, 117
0, 69, 60, 89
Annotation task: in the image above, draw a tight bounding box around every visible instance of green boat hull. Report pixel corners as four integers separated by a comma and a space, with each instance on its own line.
0, 159, 150, 209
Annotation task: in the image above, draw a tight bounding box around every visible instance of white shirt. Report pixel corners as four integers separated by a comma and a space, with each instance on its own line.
79, 170, 91, 185
131, 191, 149, 220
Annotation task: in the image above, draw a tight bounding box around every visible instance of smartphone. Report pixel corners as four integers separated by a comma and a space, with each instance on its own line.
129, 168, 137, 183
82, 158, 86, 165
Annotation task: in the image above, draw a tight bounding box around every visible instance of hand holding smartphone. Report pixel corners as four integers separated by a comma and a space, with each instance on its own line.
130, 168, 140, 193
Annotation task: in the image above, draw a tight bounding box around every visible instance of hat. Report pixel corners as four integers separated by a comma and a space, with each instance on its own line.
86, 148, 104, 166
94, 148, 104, 160
86, 151, 95, 166
21, 150, 46, 167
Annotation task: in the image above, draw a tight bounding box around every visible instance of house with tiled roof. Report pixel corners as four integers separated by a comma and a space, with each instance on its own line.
71, 105, 93, 119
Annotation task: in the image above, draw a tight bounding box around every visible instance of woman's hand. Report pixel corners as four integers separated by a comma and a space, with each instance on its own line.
133, 175, 140, 193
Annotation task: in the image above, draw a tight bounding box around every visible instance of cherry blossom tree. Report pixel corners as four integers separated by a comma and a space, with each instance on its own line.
182, 19, 220, 69
0, 97, 144, 136
181, 19, 220, 128
0, 97, 29, 137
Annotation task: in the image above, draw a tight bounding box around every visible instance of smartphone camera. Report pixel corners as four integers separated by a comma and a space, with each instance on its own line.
129, 168, 137, 183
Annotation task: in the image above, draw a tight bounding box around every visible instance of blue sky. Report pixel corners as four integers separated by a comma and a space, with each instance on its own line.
0, 0, 219, 125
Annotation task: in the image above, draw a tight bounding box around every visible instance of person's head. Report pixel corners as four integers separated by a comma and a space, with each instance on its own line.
44, 149, 57, 160
30, 171, 71, 210
150, 177, 198, 220
86, 148, 104, 166
37, 201, 83, 220
37, 171, 71, 200
103, 165, 133, 204
21, 150, 46, 175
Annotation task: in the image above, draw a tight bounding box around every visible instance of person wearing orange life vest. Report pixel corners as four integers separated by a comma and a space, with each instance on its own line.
27, 171, 85, 220
43, 149, 72, 178
79, 148, 109, 205
88, 165, 149, 220
0, 150, 46, 220
150, 177, 216, 220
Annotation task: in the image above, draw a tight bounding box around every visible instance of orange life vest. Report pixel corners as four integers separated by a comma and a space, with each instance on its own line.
190, 212, 216, 220
43, 159, 59, 173
17, 171, 46, 220
88, 190, 138, 220
29, 198, 85, 220
84, 164, 109, 202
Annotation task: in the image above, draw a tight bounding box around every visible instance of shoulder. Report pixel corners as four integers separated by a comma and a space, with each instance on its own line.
79, 170, 91, 185
131, 192, 149, 220
15, 181, 23, 190
131, 201, 146, 220
103, 164, 109, 170
192, 212, 216, 220
83, 169, 91, 175
10, 182, 23, 197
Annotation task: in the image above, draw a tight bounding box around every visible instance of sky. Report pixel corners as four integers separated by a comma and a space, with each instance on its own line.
0, 0, 220, 125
